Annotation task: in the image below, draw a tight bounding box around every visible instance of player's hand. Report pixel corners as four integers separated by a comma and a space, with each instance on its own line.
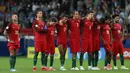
121, 38, 124, 41
55, 30, 58, 34
35, 24, 39, 28
8, 39, 14, 43
68, 30, 71, 34
18, 38, 20, 41
59, 20, 63, 25
110, 39, 114, 45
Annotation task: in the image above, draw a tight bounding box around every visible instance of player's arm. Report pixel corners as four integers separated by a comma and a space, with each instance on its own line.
59, 20, 63, 26
55, 23, 59, 35
46, 21, 50, 27
121, 25, 124, 41
3, 26, 9, 39
100, 34, 106, 45
54, 27, 58, 37
35, 24, 47, 33
53, 22, 58, 36
100, 27, 106, 45
18, 24, 21, 41
33, 21, 47, 33
33, 23, 43, 32
3, 25, 14, 43
53, 22, 58, 35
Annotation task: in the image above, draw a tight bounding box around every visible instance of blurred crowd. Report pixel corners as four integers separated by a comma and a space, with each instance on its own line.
0, 0, 130, 35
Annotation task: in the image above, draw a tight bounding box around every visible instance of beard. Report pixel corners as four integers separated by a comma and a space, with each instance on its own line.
63, 21, 67, 24
115, 20, 119, 23
38, 16, 42, 19
75, 17, 79, 19
13, 19, 18, 23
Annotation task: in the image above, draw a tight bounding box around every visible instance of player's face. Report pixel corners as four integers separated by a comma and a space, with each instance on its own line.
87, 13, 94, 20
73, 11, 79, 19
114, 16, 119, 23
105, 19, 111, 24
12, 14, 18, 22
37, 11, 43, 18
62, 17, 68, 23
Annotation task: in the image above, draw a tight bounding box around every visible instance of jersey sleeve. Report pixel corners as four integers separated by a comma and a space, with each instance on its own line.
5, 23, 11, 33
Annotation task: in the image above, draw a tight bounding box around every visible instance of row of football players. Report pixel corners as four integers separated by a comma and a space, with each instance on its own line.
3, 9, 129, 72
32, 10, 129, 71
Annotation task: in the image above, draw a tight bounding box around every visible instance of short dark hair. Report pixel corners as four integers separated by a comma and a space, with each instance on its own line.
87, 10, 94, 15
11, 13, 18, 16
72, 10, 79, 15
112, 14, 119, 19
99, 18, 105, 24
35, 9, 43, 14
104, 15, 111, 20
49, 17, 57, 22
60, 14, 68, 18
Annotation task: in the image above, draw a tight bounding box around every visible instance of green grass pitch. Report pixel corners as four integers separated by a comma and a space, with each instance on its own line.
0, 57, 129, 73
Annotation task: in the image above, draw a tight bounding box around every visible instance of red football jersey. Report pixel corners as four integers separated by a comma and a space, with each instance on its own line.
6, 23, 20, 45
112, 24, 122, 40
56, 23, 67, 43
68, 18, 81, 39
32, 20, 46, 42
101, 24, 111, 43
82, 19, 93, 40
47, 25, 55, 44
92, 22, 100, 39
